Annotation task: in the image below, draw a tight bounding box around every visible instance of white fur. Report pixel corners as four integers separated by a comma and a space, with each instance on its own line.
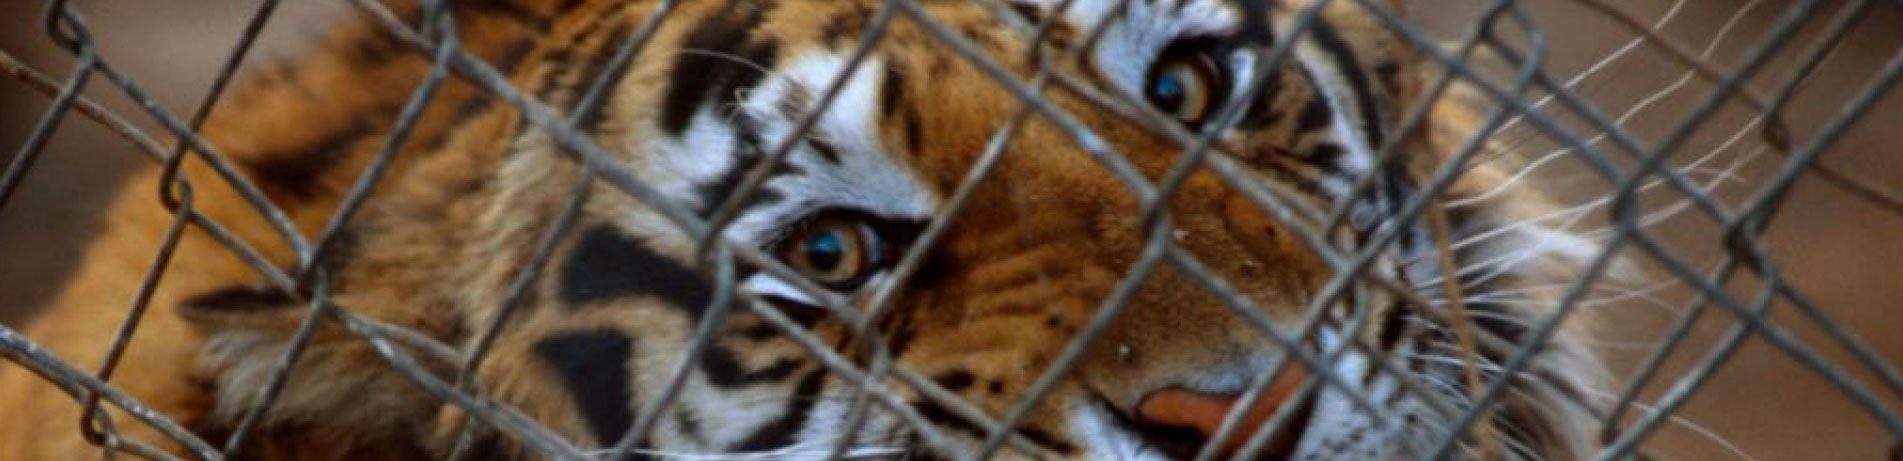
723, 53, 938, 246
1290, 41, 1379, 195
642, 102, 746, 208
1013, 0, 1241, 98
1070, 404, 1179, 461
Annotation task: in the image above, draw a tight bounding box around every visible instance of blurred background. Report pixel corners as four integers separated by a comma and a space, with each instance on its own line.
2, 1, 1898, 459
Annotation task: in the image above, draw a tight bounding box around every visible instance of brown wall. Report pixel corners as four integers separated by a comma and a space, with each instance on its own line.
1412, 2, 1903, 459
2, 1, 1898, 459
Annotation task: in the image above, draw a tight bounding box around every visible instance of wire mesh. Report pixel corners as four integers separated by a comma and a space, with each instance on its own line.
1, 0, 1900, 460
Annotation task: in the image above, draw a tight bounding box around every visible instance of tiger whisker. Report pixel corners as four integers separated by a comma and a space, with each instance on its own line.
1411, 149, 1756, 294
1389, 366, 1556, 461
677, 48, 780, 78
674, 48, 800, 124
1412, 155, 1755, 292
1438, 148, 1757, 268
1452, 277, 1689, 315
1451, 0, 1767, 216
1459, 0, 1697, 180
1401, 312, 1666, 351
1575, 388, 1766, 461
1491, 0, 1696, 137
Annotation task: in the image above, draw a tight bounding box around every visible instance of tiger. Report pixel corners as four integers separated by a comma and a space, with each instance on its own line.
0, 0, 1614, 459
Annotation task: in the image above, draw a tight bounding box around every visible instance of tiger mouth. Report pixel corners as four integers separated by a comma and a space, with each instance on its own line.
1099, 389, 1319, 460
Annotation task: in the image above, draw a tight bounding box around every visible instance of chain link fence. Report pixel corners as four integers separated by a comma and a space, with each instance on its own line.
2, 0, 1901, 459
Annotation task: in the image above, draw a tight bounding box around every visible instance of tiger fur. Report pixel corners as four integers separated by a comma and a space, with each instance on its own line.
0, 0, 1609, 459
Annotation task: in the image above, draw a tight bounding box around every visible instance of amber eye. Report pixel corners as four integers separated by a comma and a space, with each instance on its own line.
781, 217, 880, 288
1145, 44, 1228, 127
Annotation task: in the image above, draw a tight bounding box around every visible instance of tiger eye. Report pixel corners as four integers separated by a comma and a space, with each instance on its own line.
782, 218, 874, 287
1145, 42, 1229, 128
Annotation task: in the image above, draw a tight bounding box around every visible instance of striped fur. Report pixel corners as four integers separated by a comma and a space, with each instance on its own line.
0, 1, 1604, 459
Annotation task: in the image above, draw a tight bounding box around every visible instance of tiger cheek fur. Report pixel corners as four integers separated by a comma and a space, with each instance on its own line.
0, 0, 1606, 460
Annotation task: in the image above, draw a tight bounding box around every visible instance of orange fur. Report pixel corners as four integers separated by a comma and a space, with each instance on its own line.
1, 1, 1602, 459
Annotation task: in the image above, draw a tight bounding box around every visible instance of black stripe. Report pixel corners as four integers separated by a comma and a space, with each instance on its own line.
658, 0, 779, 135
421, 96, 497, 152
930, 370, 976, 392
1006, 3, 1042, 24
1377, 300, 1410, 349
1234, 0, 1276, 46
699, 347, 802, 387
461, 433, 513, 460
694, 146, 791, 217
534, 329, 637, 445
1306, 21, 1384, 150
1301, 143, 1345, 174
535, 9, 634, 110
883, 316, 919, 357
694, 114, 792, 215
879, 63, 906, 117
539, 47, 574, 71
1236, 76, 1286, 131
1223, 0, 1282, 132
577, 20, 642, 132
492, 38, 538, 75
1373, 60, 1402, 85
674, 408, 708, 446
1256, 155, 1328, 197
560, 225, 716, 312
1466, 300, 1531, 347
805, 138, 843, 164
738, 320, 781, 342
345, 29, 409, 68
959, 23, 1005, 50
468, 0, 555, 31
248, 119, 380, 199
730, 370, 827, 451
1294, 96, 1332, 135
556, 0, 590, 14
820, 4, 873, 47
179, 284, 296, 312
1378, 160, 1417, 223
261, 59, 313, 98
902, 107, 924, 155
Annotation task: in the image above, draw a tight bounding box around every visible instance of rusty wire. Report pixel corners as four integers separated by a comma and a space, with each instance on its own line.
2, 0, 1902, 460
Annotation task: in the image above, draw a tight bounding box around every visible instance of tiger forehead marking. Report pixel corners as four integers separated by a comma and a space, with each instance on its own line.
0, 0, 1606, 460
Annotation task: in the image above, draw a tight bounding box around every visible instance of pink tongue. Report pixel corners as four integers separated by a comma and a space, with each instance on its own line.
1134, 368, 1308, 457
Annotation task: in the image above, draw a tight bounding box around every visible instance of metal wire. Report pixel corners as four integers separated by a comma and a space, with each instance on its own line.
2, 0, 1900, 460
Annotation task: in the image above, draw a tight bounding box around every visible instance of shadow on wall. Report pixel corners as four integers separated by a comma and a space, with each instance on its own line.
0, 1, 1899, 459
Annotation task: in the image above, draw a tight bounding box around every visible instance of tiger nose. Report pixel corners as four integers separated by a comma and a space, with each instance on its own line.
1134, 367, 1309, 456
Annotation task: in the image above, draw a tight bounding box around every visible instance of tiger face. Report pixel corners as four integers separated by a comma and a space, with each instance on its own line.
410, 0, 1601, 459
2, 0, 1603, 460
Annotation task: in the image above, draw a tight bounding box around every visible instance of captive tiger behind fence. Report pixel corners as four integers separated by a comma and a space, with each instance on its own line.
1, 0, 1901, 460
